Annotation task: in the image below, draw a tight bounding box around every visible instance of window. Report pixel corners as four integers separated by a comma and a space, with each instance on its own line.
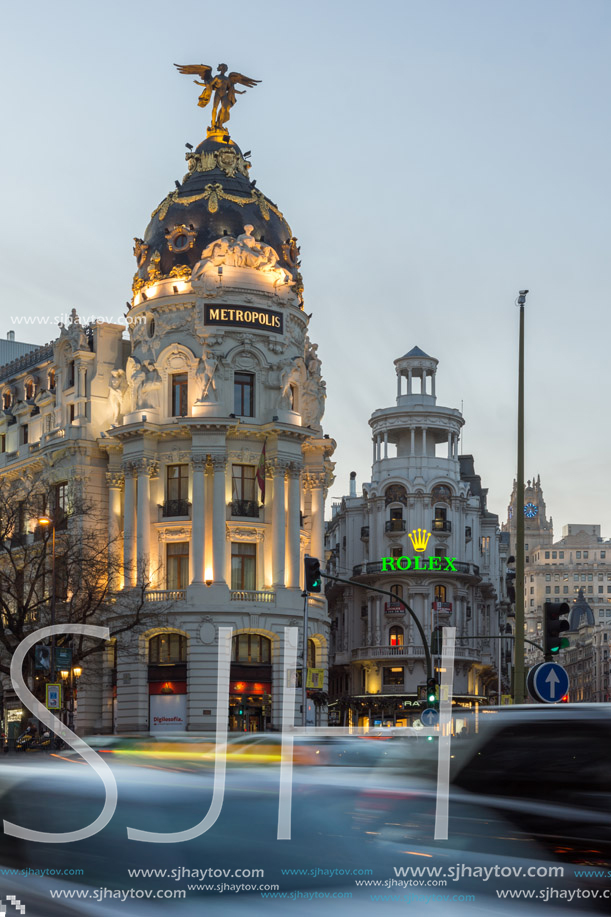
307, 638, 316, 668
231, 464, 258, 516
166, 465, 189, 515
48, 369, 56, 391
599, 586, 604, 594
232, 634, 270, 664
601, 552, 606, 559
584, 552, 589, 559
25, 380, 34, 401
559, 551, 564, 559
382, 666, 404, 686
435, 546, 445, 558
2, 391, 10, 410
545, 552, 550, 559
231, 542, 256, 590
67, 362, 75, 388
0, 434, 4, 453
545, 574, 551, 581
554, 586, 559, 594
53, 482, 68, 524
171, 373, 188, 417
391, 546, 403, 558
545, 586, 551, 594
21, 425, 28, 445
434, 584, 447, 603
149, 633, 186, 665
530, 587, 534, 595
563, 586, 568, 594
390, 584, 403, 599
552, 551, 557, 559
576, 552, 581, 559
234, 372, 254, 417
166, 542, 189, 589
69, 404, 75, 423
389, 626, 404, 647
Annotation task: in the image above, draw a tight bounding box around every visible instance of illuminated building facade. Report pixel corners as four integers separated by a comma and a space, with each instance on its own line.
0, 121, 335, 734
325, 348, 509, 726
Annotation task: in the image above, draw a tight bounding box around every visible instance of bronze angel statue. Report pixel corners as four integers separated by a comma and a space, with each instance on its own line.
174, 63, 260, 131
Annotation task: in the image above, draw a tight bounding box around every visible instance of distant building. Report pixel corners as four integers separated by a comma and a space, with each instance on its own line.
564, 589, 611, 702
325, 347, 509, 727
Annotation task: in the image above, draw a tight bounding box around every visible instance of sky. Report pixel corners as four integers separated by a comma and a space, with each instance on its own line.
1, 0, 610, 536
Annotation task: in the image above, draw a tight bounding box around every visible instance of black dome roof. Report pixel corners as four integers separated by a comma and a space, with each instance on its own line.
134, 134, 297, 284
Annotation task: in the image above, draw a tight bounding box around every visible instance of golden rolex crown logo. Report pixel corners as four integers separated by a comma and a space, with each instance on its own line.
408, 529, 431, 553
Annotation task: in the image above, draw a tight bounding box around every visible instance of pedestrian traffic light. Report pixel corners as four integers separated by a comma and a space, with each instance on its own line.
426, 676, 438, 706
543, 602, 570, 660
304, 556, 322, 593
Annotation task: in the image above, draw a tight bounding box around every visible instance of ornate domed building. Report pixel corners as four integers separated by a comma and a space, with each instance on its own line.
0, 74, 335, 735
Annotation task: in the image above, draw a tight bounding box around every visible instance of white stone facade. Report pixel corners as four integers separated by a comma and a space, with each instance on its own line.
325, 347, 508, 726
0, 138, 335, 735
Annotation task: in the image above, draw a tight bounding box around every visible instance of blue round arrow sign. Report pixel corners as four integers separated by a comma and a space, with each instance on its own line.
532, 661, 569, 704
420, 708, 439, 726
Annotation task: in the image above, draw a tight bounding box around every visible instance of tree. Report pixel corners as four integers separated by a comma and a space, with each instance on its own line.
0, 473, 164, 686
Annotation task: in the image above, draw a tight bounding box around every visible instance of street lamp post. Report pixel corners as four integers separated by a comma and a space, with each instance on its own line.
37, 515, 56, 681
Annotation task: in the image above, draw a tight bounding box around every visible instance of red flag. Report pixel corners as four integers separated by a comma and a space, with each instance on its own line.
256, 440, 266, 504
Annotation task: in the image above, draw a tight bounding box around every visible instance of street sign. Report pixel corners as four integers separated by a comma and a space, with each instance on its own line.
529, 662, 570, 704
55, 647, 73, 667
420, 708, 439, 726
46, 683, 62, 710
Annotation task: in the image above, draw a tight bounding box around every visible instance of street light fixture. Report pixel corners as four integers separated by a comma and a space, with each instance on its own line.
37, 514, 56, 682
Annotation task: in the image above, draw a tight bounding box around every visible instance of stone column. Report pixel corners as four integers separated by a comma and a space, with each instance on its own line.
396, 373, 401, 398
136, 459, 157, 585
422, 427, 427, 456
190, 455, 206, 583
410, 427, 415, 454
431, 372, 436, 398
309, 473, 326, 563
77, 364, 87, 418
448, 431, 452, 458
122, 463, 137, 587
272, 461, 287, 587
383, 431, 388, 459
106, 471, 124, 591
211, 456, 227, 584
372, 436, 376, 464
408, 369, 413, 394
286, 463, 302, 589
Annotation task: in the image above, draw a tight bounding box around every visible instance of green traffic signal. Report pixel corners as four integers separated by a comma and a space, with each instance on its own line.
304, 556, 322, 593
426, 676, 438, 706
543, 602, 570, 659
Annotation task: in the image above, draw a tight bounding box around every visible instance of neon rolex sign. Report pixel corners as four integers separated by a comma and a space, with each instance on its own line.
381, 528, 457, 572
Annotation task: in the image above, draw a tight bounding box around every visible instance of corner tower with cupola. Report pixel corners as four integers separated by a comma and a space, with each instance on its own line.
326, 348, 506, 726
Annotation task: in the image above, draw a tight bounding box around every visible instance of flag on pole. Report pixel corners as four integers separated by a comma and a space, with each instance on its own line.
256, 440, 267, 504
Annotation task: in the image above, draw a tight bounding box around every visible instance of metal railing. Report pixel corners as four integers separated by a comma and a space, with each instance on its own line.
230, 499, 259, 518
160, 499, 191, 518
351, 644, 481, 660
352, 560, 480, 577
432, 518, 452, 532
385, 519, 406, 533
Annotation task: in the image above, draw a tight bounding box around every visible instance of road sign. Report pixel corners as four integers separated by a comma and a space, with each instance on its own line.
421, 708, 439, 726
529, 662, 569, 704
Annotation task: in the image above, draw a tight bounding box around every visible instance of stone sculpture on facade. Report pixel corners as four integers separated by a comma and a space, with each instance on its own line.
195, 350, 219, 403
192, 225, 293, 294
109, 369, 128, 425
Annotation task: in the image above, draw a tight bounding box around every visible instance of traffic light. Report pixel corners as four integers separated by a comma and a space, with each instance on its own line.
543, 602, 570, 660
426, 676, 438, 706
304, 556, 322, 593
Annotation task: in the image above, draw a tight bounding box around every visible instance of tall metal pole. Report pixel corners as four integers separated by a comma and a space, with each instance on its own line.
302, 591, 309, 727
514, 290, 528, 703
50, 523, 56, 683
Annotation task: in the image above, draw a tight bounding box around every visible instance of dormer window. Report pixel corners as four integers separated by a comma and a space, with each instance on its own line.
48, 369, 56, 391
25, 380, 35, 401
2, 391, 11, 411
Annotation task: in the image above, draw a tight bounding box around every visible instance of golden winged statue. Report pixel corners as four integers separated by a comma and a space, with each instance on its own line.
174, 63, 260, 131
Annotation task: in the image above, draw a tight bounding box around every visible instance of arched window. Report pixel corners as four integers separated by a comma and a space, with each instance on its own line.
431, 484, 452, 504
149, 633, 187, 664
48, 369, 56, 391
390, 584, 403, 599
3, 391, 11, 410
434, 585, 447, 603
232, 634, 271, 664
307, 638, 316, 668
389, 626, 404, 647
385, 484, 407, 506
25, 380, 35, 401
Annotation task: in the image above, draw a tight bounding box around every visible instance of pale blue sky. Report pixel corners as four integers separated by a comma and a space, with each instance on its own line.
1, 0, 610, 535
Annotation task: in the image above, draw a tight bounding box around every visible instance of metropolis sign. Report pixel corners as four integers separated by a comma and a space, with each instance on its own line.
204, 304, 283, 333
